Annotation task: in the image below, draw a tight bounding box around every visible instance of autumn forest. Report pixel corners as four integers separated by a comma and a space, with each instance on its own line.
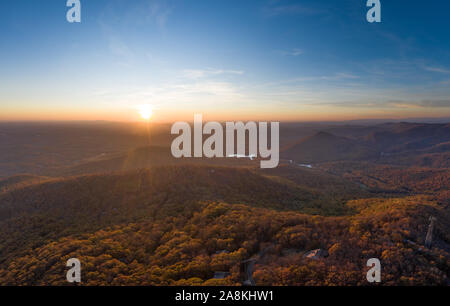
0, 121, 448, 286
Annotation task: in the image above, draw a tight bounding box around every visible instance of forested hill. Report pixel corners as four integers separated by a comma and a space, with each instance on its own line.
0, 165, 353, 266
0, 165, 449, 285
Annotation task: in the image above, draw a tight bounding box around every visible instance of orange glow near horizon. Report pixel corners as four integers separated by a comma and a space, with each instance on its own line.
0, 105, 449, 123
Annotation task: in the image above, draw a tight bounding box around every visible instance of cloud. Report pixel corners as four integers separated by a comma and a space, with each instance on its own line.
325, 73, 359, 80
387, 102, 424, 109
105, 35, 135, 67
417, 100, 450, 107
93, 80, 243, 108
268, 73, 360, 85
99, 0, 172, 32
424, 66, 450, 74
172, 81, 241, 97
298, 101, 381, 108
277, 48, 303, 56
147, 1, 172, 29
118, 0, 172, 30
92, 65, 246, 109
262, 4, 321, 17
388, 100, 450, 108
296, 99, 450, 109
182, 69, 244, 79
108, 36, 133, 58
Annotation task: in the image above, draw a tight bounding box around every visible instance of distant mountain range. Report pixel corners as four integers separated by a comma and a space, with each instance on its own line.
280, 122, 450, 166
281, 131, 376, 163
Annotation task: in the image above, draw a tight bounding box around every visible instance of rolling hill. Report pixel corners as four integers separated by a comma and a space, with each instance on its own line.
46, 145, 257, 177
281, 131, 376, 163
0, 165, 360, 267
0, 187, 448, 285
364, 122, 450, 153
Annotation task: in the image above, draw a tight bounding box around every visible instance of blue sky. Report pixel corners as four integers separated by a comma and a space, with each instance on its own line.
1, 0, 450, 121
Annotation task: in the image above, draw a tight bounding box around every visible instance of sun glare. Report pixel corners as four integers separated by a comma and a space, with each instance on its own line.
137, 104, 153, 120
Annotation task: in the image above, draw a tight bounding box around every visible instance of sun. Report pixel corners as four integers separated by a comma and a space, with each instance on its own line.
137, 104, 153, 120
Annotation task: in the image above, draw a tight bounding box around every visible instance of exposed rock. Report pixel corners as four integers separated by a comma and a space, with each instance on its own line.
404, 239, 417, 246
303, 249, 328, 260
215, 250, 230, 255
425, 216, 437, 249
240, 259, 256, 286
213, 272, 230, 279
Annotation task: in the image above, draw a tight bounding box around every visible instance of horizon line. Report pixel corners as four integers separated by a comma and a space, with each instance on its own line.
0, 116, 449, 125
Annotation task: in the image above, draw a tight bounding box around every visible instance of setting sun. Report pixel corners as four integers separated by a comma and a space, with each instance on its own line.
137, 104, 153, 120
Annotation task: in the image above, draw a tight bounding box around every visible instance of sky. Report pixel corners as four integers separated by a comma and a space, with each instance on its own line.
1, 0, 450, 122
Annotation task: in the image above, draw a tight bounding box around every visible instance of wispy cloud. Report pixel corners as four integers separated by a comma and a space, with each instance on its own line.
424, 66, 450, 74
262, 4, 322, 17
267, 73, 359, 86
93, 80, 243, 108
414, 99, 450, 108
108, 36, 133, 58
182, 69, 244, 79
146, 0, 172, 29
387, 101, 425, 109
299, 99, 450, 109
277, 48, 303, 56
361, 100, 450, 109
100, 0, 172, 30
106, 35, 135, 68
324, 73, 359, 80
